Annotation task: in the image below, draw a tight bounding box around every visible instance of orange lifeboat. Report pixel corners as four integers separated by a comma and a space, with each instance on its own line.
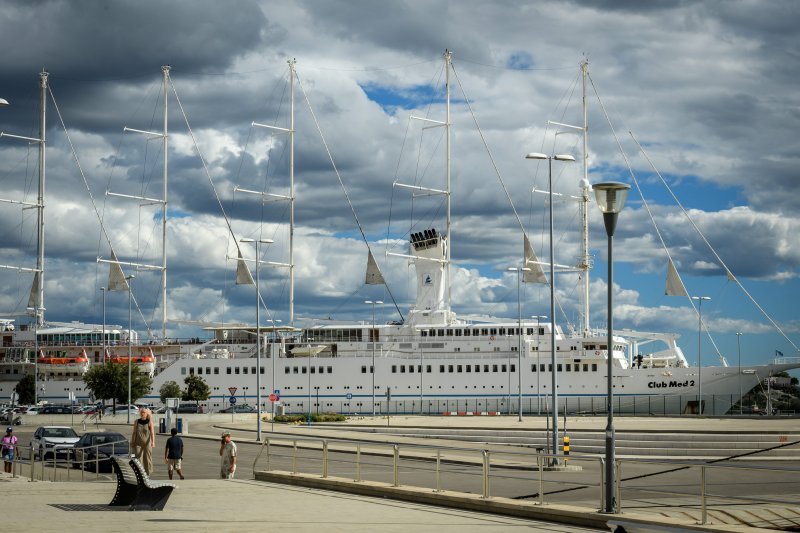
105, 347, 156, 377
36, 349, 90, 375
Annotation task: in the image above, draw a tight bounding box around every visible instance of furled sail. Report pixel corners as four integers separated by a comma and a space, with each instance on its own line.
27, 272, 40, 308
522, 234, 548, 283
107, 249, 130, 292
365, 250, 385, 285
235, 250, 255, 285
665, 258, 688, 297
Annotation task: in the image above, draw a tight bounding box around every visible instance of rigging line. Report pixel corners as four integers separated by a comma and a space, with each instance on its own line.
585, 74, 727, 364
294, 71, 404, 322
450, 63, 526, 238
630, 133, 798, 353
168, 76, 276, 326
47, 84, 156, 340
385, 115, 413, 265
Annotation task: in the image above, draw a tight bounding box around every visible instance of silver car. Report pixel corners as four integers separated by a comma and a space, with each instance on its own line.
31, 426, 80, 460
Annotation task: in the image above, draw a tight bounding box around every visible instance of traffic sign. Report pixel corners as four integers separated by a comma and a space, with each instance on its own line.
228, 387, 238, 396
268, 393, 278, 402
345, 393, 352, 400
273, 389, 280, 395
229, 396, 237, 405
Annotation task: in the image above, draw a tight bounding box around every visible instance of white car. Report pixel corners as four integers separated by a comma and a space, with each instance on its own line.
25, 406, 42, 415
31, 426, 80, 460
103, 405, 141, 416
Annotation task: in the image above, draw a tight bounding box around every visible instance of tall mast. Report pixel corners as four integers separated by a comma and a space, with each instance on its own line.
36, 70, 48, 326
289, 59, 296, 326
579, 58, 590, 335
444, 50, 452, 313
161, 65, 170, 341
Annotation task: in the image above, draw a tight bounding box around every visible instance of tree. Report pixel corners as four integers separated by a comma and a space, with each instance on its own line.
182, 374, 211, 406
14, 374, 35, 405
83, 363, 152, 405
159, 381, 182, 404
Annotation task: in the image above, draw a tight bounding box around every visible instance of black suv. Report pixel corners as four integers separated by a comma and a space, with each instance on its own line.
177, 403, 199, 413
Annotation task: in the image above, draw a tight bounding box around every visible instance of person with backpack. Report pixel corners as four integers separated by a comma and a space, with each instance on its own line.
2, 427, 18, 473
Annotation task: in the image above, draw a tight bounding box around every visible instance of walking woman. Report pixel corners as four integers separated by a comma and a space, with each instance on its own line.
131, 407, 155, 475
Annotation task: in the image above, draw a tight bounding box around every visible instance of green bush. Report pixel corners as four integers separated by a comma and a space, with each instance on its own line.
274, 412, 346, 424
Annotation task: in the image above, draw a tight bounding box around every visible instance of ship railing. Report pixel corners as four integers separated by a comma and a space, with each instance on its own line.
774, 356, 800, 365
252, 434, 800, 527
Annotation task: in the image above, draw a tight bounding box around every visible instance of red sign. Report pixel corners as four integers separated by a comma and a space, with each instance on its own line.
228, 387, 238, 396
268, 393, 278, 402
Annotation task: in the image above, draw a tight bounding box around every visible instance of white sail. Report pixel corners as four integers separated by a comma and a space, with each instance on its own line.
107, 249, 130, 292
27, 272, 40, 309
523, 234, 548, 284
665, 258, 688, 297
235, 250, 255, 285
365, 250, 385, 285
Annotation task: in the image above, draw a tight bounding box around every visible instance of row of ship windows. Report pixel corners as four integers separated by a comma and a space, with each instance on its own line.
180, 362, 600, 377
181, 366, 335, 376
385, 363, 600, 373
420, 327, 545, 337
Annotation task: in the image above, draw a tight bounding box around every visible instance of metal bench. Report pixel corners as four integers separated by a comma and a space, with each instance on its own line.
110, 456, 177, 511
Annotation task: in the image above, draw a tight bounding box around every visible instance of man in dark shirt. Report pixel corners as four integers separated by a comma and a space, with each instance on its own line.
164, 427, 184, 480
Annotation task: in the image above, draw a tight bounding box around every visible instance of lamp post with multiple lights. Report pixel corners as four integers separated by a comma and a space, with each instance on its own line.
126, 275, 135, 424
365, 300, 382, 416
692, 295, 711, 414
241, 237, 274, 442
508, 267, 530, 422
593, 181, 631, 514
525, 152, 575, 462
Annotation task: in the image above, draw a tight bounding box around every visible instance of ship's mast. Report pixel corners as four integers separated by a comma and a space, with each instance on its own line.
579, 58, 590, 335
161, 65, 170, 341
289, 59, 296, 326
445, 50, 452, 313
35, 70, 48, 326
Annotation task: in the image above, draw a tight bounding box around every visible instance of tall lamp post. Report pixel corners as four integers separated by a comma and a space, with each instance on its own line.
593, 180, 631, 514
736, 332, 743, 415
365, 300, 383, 416
532, 315, 547, 415
241, 237, 274, 442
691, 295, 711, 414
508, 267, 530, 422
126, 275, 135, 424
526, 152, 575, 463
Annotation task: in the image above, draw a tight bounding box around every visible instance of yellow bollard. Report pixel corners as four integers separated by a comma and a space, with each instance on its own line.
563, 435, 570, 462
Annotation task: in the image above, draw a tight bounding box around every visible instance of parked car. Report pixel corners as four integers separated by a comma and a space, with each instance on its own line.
24, 406, 42, 415
177, 403, 199, 413
31, 426, 80, 460
38, 405, 74, 415
219, 404, 257, 414
103, 405, 140, 416
72, 431, 129, 472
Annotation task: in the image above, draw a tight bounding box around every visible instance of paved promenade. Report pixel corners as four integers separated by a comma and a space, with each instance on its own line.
7, 414, 799, 532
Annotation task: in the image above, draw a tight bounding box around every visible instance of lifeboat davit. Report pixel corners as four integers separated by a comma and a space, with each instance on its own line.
36, 349, 90, 375
106, 347, 156, 377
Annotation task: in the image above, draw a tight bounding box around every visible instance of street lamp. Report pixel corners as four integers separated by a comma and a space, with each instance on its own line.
525, 152, 575, 463
241, 237, 274, 442
691, 295, 711, 414
736, 332, 743, 415
532, 315, 547, 415
365, 300, 383, 416
593, 180, 631, 514
508, 267, 530, 422
0, 98, 9, 107
126, 275, 135, 424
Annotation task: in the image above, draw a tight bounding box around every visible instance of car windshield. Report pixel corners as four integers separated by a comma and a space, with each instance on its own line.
93, 434, 124, 445
43, 428, 78, 438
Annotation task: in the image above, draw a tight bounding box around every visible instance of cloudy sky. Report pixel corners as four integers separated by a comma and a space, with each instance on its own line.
1, 0, 798, 370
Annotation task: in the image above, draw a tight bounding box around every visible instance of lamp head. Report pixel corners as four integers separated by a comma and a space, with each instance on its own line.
525, 152, 547, 160
593, 182, 631, 214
